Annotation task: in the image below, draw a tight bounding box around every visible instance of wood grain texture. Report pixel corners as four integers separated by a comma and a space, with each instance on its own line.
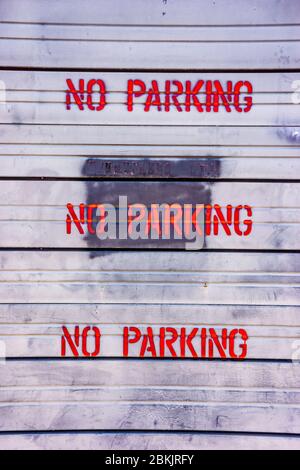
2, 360, 299, 388
1, 0, 299, 26
2, 180, 299, 204
1, 38, 299, 69
0, 432, 299, 450
2, 103, 299, 126
0, 402, 300, 433
2, 23, 300, 42
0, 360, 300, 433
1, 124, 299, 147
2, 384, 300, 404
0, 304, 299, 326
1, 147, 298, 157
1, 250, 296, 271
0, 251, 298, 306
0, 144, 299, 181
0, 283, 297, 305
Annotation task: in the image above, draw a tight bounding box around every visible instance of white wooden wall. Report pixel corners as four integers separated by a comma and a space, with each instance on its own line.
0, 0, 299, 450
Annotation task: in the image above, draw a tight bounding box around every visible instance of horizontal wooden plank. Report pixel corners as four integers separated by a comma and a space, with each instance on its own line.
0, 360, 299, 433
1, 38, 299, 69
1, 251, 297, 271
0, 324, 298, 359
0, 283, 298, 305
1, 402, 299, 433
0, 180, 299, 205
0, 304, 298, 327
1, 156, 300, 180
1, 125, 299, 147
1, 251, 296, 271
1, 146, 299, 158
1, 0, 299, 26
2, 103, 299, 127
0, 251, 298, 305
2, 381, 300, 423
1, 383, 300, 404
2, 23, 300, 42
1, 268, 299, 284
0, 181, 299, 249
0, 432, 299, 450
2, 360, 299, 388
0, 0, 299, 441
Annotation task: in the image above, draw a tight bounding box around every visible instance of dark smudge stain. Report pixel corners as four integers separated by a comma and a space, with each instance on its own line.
277, 127, 300, 144
82, 158, 221, 179
81, 158, 222, 257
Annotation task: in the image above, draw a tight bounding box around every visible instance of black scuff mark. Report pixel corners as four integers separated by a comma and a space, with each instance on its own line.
162, 0, 168, 16
81, 158, 222, 257
216, 415, 229, 428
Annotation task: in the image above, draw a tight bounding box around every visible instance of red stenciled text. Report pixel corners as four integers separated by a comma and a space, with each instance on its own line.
65, 203, 253, 238
65, 78, 253, 113
61, 325, 249, 359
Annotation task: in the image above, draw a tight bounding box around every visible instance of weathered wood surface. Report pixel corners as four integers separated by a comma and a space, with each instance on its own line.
0, 39, 297, 71
0, 72, 299, 126
1, 402, 299, 433
1, 250, 296, 272
1, 139, 299, 180
3, 360, 299, 388
0, 0, 299, 69
0, 180, 299, 249
1, 156, 300, 180
0, 251, 298, 306
0, 0, 299, 448
2, 23, 300, 42
2, 373, 300, 403
1, 147, 299, 180
0, 251, 298, 359
0, 432, 299, 451
0, 279, 298, 305
1, 124, 299, 147
2, 146, 298, 157
1, 180, 298, 204
2, 38, 298, 69
1, 402, 300, 433
2, 103, 300, 126
1, 0, 299, 26
0, 304, 299, 326
0, 360, 299, 433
